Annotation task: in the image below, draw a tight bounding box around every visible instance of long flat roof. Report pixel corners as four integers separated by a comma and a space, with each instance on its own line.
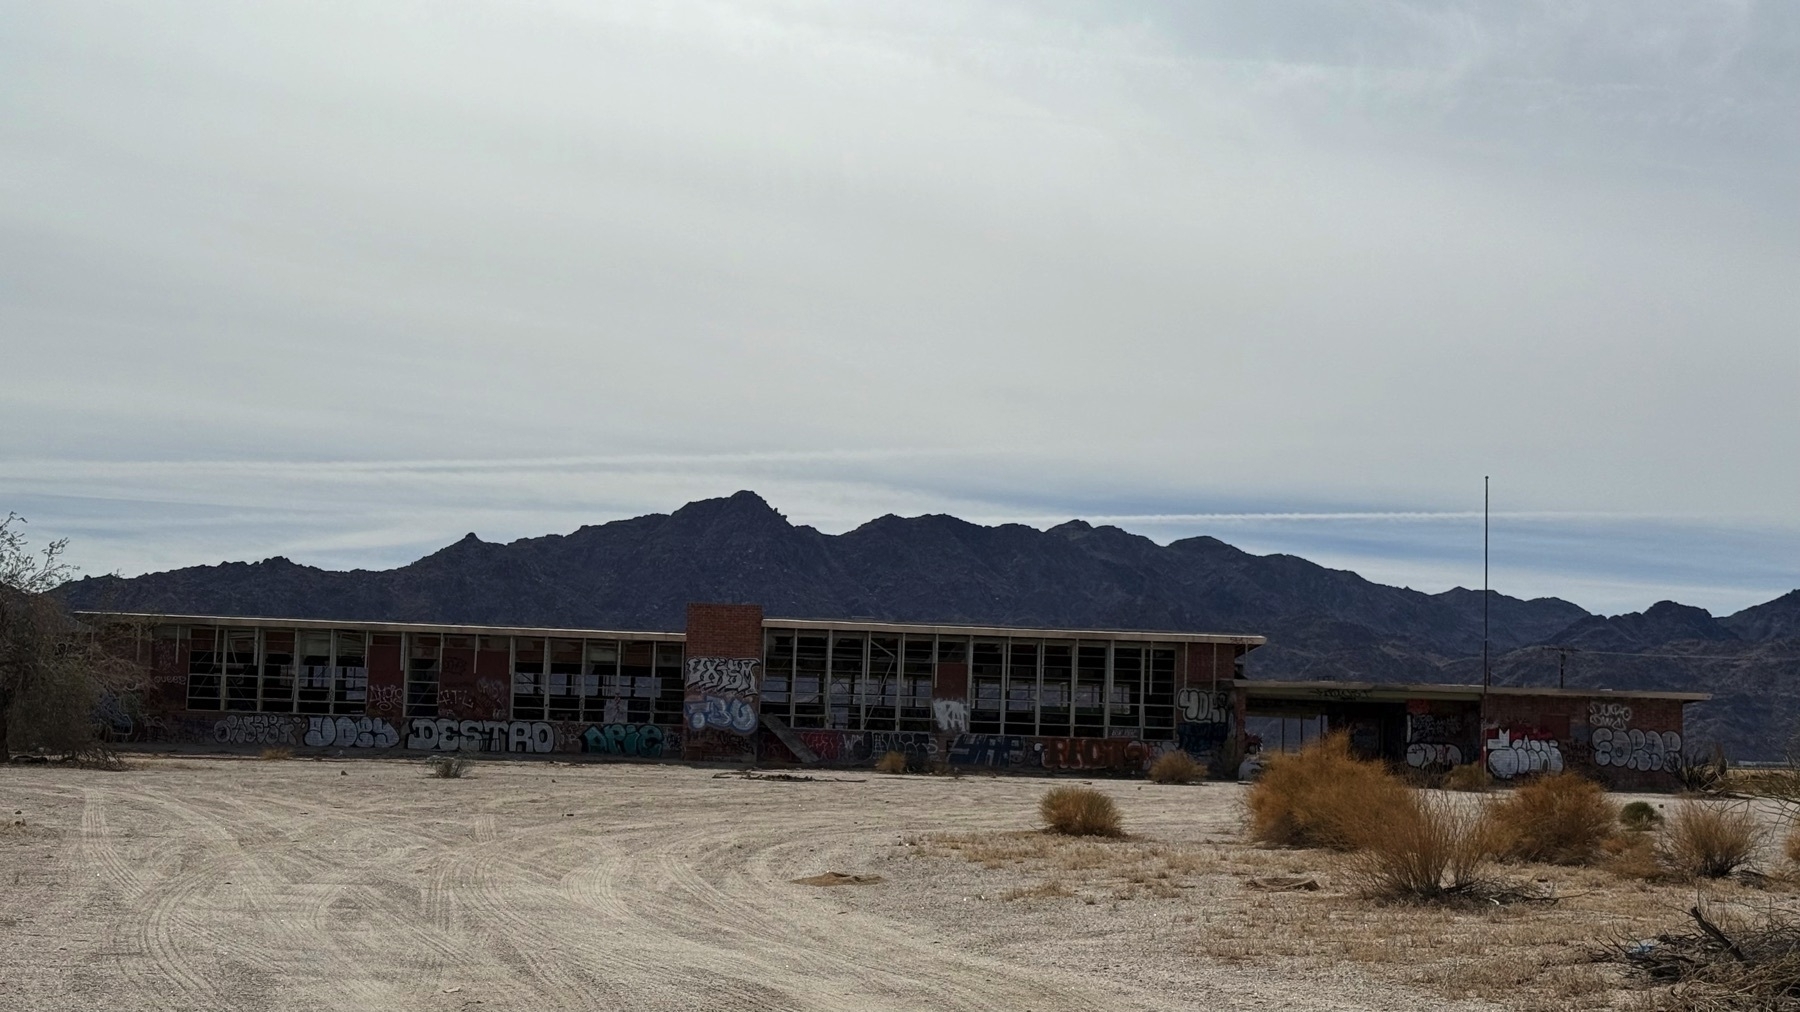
75, 611, 685, 642
75, 610, 1265, 647
766, 617, 1265, 647
1237, 678, 1710, 703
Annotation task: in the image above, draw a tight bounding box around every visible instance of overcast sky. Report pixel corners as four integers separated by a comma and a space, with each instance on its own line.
3, 1, 1796, 617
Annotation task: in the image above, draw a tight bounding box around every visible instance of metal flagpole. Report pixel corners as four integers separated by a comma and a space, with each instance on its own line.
1480, 476, 1490, 770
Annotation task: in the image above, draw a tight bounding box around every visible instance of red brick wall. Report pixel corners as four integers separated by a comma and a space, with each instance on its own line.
681, 603, 764, 761
1484, 693, 1688, 790
684, 603, 764, 657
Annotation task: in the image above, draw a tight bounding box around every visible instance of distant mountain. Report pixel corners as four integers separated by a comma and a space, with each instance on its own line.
58, 491, 1800, 758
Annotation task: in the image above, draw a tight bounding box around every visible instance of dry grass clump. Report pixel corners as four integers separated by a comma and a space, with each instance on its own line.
1665, 801, 1760, 879
1346, 792, 1500, 902
1785, 827, 1800, 867
1601, 832, 1667, 880
1612, 908, 1800, 1011
874, 750, 909, 775
1443, 763, 1493, 792
259, 746, 293, 761
427, 753, 472, 779
1039, 786, 1123, 837
1147, 750, 1204, 785
1487, 772, 1617, 865
1245, 732, 1412, 850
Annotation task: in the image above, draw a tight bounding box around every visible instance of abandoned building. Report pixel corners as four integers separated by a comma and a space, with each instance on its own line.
83, 602, 1707, 789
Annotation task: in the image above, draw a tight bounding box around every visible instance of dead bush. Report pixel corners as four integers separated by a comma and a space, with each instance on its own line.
1148, 750, 1204, 785
259, 747, 293, 761
1611, 907, 1800, 1011
1666, 801, 1760, 879
1786, 827, 1800, 866
1443, 763, 1493, 793
874, 750, 909, 775
427, 753, 472, 779
1039, 786, 1123, 837
1345, 792, 1500, 902
1487, 772, 1617, 865
1245, 732, 1412, 850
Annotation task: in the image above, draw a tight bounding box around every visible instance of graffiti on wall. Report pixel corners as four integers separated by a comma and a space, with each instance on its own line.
1176, 720, 1227, 757
932, 699, 968, 734
1406, 743, 1463, 768
867, 731, 938, 764
368, 684, 404, 715
1035, 736, 1170, 772
1406, 712, 1472, 770
684, 657, 760, 736
947, 733, 1029, 768
1588, 702, 1632, 731
1486, 728, 1564, 779
581, 723, 672, 758
1593, 727, 1682, 772
305, 716, 401, 748
685, 657, 758, 695
214, 714, 299, 746
406, 718, 556, 753
1177, 689, 1227, 724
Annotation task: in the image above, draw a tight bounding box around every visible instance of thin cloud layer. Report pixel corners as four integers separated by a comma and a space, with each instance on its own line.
2, 1, 1795, 614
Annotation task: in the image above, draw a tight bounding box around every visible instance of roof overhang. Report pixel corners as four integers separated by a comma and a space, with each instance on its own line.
1234, 678, 1710, 704
766, 617, 1265, 647
73, 611, 685, 642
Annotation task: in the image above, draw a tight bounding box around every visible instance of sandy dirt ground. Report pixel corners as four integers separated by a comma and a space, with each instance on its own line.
0, 756, 1788, 1011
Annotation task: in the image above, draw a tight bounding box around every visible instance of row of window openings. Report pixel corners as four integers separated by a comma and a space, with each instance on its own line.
760, 632, 1179, 738
187, 627, 1184, 737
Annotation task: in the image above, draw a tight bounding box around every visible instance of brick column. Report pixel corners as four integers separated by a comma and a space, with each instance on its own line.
681, 603, 765, 762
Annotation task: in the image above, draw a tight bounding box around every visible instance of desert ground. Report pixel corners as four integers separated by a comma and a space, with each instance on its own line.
2, 755, 1794, 1012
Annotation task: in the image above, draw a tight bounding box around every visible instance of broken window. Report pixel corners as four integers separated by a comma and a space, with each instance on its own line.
899, 635, 934, 731
861, 636, 899, 730
223, 628, 258, 711
762, 630, 794, 720
1142, 646, 1176, 738
828, 634, 863, 730
1004, 640, 1038, 735
512, 637, 545, 720
619, 641, 655, 724
1074, 641, 1107, 737
334, 631, 367, 715
547, 638, 583, 721
407, 634, 440, 718
654, 643, 685, 726
297, 630, 334, 714
970, 639, 1004, 734
792, 634, 827, 729
583, 640, 618, 722
1110, 644, 1143, 735
259, 630, 295, 712
1039, 641, 1073, 736
186, 627, 222, 710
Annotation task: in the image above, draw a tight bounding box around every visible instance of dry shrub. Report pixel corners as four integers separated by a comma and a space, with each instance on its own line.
874, 750, 909, 775
1487, 772, 1617, 865
259, 747, 292, 761
1245, 732, 1412, 850
1346, 792, 1498, 902
1620, 800, 1662, 830
427, 753, 472, 779
1665, 801, 1760, 879
1039, 786, 1123, 837
1443, 763, 1493, 793
1148, 750, 1204, 785
1786, 827, 1800, 866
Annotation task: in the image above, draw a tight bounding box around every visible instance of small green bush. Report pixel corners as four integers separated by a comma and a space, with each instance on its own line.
1620, 800, 1661, 830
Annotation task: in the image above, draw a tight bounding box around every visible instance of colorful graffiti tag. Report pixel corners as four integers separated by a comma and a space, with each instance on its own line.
1485, 728, 1564, 779
405, 718, 556, 753
581, 723, 672, 758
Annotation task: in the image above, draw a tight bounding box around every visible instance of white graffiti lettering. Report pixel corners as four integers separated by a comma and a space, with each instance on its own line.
1405, 743, 1463, 768
1588, 701, 1633, 731
405, 718, 556, 753
1177, 688, 1228, 724
932, 699, 968, 733
685, 657, 759, 695
1593, 727, 1682, 772
1486, 729, 1564, 779
304, 716, 401, 748
685, 695, 757, 735
213, 714, 298, 746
